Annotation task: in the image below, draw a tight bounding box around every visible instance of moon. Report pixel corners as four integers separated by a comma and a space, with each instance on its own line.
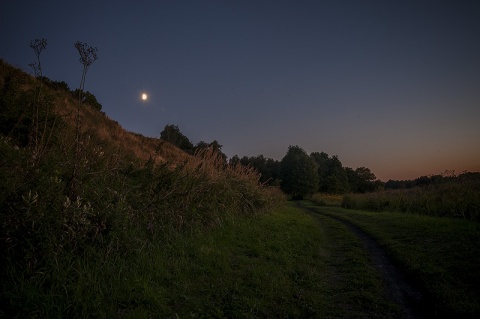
141, 93, 148, 101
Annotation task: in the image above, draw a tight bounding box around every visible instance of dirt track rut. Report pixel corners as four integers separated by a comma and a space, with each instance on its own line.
297, 202, 426, 319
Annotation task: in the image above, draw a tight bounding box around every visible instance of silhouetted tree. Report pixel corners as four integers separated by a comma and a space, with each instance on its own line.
195, 140, 227, 163
311, 152, 349, 193
265, 157, 282, 186
311, 151, 329, 186
194, 141, 209, 151
160, 124, 194, 153
229, 155, 241, 166
280, 145, 318, 199
347, 166, 377, 193
235, 154, 281, 186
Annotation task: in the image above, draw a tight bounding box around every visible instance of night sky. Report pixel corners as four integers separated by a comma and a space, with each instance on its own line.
1, 0, 479, 181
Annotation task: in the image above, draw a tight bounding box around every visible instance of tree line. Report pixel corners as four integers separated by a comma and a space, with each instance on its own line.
384, 171, 480, 190
160, 126, 380, 198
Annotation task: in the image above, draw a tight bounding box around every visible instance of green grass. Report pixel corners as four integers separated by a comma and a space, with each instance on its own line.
303, 202, 480, 318
2, 204, 401, 318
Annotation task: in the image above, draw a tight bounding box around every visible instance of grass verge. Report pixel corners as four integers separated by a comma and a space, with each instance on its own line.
303, 202, 480, 318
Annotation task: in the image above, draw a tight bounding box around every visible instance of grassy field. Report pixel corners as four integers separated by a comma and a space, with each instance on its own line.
302, 202, 480, 319
5, 198, 477, 318
341, 175, 480, 221
2, 204, 402, 318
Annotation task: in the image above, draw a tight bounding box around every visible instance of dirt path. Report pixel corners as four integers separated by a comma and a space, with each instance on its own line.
297, 202, 426, 319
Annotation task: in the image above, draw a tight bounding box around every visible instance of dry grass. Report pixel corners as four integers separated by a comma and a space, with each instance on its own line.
140, 148, 285, 231
1, 59, 187, 165
54, 93, 187, 165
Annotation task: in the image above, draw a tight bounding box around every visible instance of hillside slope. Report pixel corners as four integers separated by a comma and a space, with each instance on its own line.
0, 58, 187, 165
1, 57, 283, 317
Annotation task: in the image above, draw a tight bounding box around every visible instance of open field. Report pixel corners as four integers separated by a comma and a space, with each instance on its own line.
341, 175, 480, 221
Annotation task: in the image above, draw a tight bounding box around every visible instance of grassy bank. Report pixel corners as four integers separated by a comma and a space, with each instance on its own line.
304, 203, 480, 318
1, 60, 285, 317
0, 143, 284, 317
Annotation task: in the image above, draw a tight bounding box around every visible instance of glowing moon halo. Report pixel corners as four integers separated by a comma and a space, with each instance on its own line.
141, 93, 148, 101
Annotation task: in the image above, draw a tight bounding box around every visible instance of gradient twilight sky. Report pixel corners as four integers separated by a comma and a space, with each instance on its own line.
1, 0, 479, 181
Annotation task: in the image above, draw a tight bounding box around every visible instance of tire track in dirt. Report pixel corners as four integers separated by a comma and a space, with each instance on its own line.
297, 202, 427, 319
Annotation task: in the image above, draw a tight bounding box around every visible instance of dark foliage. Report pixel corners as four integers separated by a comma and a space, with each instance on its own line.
195, 140, 228, 164
280, 145, 319, 199
71, 89, 102, 110
231, 154, 281, 186
385, 171, 480, 190
311, 152, 350, 193
160, 124, 194, 153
